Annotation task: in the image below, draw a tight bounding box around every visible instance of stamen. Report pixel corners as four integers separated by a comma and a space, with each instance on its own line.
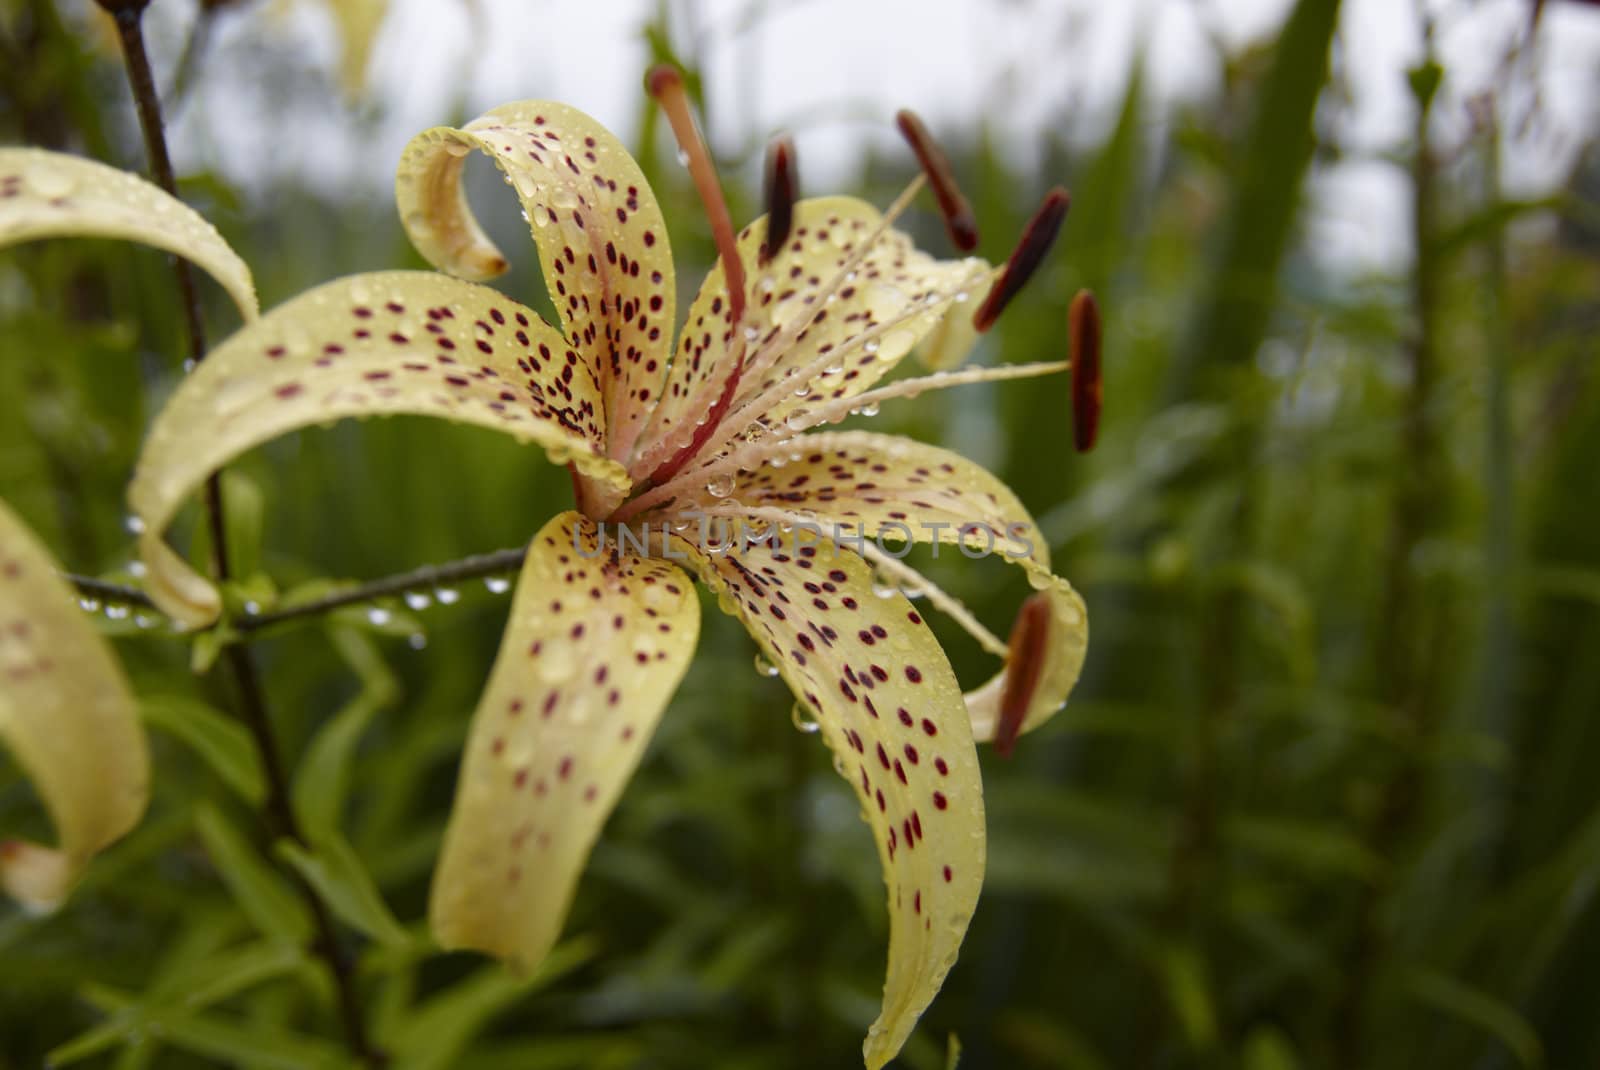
784, 359, 1070, 437
895, 109, 978, 252
972, 187, 1070, 333
629, 176, 927, 482
647, 64, 746, 327
1070, 289, 1102, 453
761, 135, 798, 267
995, 593, 1051, 758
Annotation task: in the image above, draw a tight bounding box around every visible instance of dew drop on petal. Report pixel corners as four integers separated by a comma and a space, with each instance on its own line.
78, 597, 101, 613
858, 401, 881, 417
530, 204, 552, 228
785, 408, 811, 432
790, 702, 821, 734
754, 652, 779, 678
705, 473, 735, 498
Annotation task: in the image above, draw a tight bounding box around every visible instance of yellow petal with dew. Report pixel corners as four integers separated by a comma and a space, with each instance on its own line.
689, 431, 1088, 744
395, 101, 676, 462
430, 511, 699, 971
0, 499, 148, 911
128, 271, 626, 627
0, 147, 257, 322
679, 528, 983, 1069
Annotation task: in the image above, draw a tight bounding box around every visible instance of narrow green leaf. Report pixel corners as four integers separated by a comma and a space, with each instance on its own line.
276, 834, 411, 949
1403, 967, 1543, 1067
193, 804, 311, 946
140, 695, 265, 805
386, 938, 597, 1070
292, 626, 398, 840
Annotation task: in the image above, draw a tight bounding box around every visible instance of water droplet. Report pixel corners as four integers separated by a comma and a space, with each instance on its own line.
484, 576, 511, 594
785, 408, 811, 432
368, 607, 392, 626
530, 204, 552, 228
106, 604, 130, 621
403, 590, 432, 610
134, 614, 157, 630
675, 148, 691, 167
444, 141, 472, 158
243, 600, 261, 616
78, 597, 101, 613
953, 290, 970, 304
754, 653, 779, 678
25, 163, 75, 199
124, 515, 146, 535
858, 401, 880, 417
862, 339, 880, 355
743, 325, 762, 342
408, 632, 428, 650
705, 473, 735, 498
182, 358, 198, 373
793, 383, 812, 398
790, 702, 821, 734
871, 575, 898, 599
435, 587, 460, 605
551, 187, 578, 210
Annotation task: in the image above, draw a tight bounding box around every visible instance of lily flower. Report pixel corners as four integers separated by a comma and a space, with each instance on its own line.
124, 71, 1091, 1066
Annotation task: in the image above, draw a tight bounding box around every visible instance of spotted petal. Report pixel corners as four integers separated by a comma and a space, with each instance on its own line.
697, 431, 1088, 743
0, 499, 148, 911
678, 530, 982, 1069
396, 102, 676, 462
430, 511, 699, 970
632, 197, 990, 477
129, 272, 626, 627
0, 148, 257, 322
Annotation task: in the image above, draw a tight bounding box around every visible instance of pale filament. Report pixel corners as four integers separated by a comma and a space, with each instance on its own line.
613, 357, 1071, 523
626, 177, 926, 481
693, 504, 1009, 658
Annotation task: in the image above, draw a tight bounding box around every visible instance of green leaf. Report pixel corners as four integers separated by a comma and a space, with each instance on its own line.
140, 695, 265, 805
292, 626, 398, 840
386, 938, 597, 1070
1158, 944, 1218, 1052
1403, 967, 1543, 1067
193, 804, 311, 946
276, 834, 411, 949
1241, 1025, 1302, 1070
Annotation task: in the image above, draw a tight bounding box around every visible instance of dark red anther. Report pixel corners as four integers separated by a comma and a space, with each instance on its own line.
995, 592, 1052, 758
1070, 289, 1102, 453
895, 109, 979, 252
972, 186, 1070, 333
762, 135, 798, 266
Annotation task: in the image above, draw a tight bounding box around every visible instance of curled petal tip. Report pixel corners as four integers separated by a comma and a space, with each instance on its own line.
1070, 289, 1102, 453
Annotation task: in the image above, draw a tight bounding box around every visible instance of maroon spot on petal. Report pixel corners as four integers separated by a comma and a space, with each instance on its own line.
933, 791, 949, 810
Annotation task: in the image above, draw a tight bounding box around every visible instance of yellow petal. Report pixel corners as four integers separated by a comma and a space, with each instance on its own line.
679, 529, 983, 1069
0, 499, 148, 911
430, 512, 699, 971
633, 198, 990, 478
0, 148, 257, 322
701, 431, 1089, 743
325, 0, 389, 98
128, 272, 627, 627
395, 102, 676, 461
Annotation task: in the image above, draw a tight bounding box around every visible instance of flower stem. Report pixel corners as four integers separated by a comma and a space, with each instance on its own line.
101, 6, 380, 1063
237, 547, 527, 632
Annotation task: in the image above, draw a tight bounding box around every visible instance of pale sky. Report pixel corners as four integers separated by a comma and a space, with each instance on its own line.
143, 0, 1600, 273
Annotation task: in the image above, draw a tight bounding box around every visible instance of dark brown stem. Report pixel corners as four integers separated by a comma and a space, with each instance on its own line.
237, 547, 525, 633
102, 7, 380, 1063
62, 573, 156, 609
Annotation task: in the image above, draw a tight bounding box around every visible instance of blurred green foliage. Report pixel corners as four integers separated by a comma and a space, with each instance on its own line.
3, 0, 1600, 1067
